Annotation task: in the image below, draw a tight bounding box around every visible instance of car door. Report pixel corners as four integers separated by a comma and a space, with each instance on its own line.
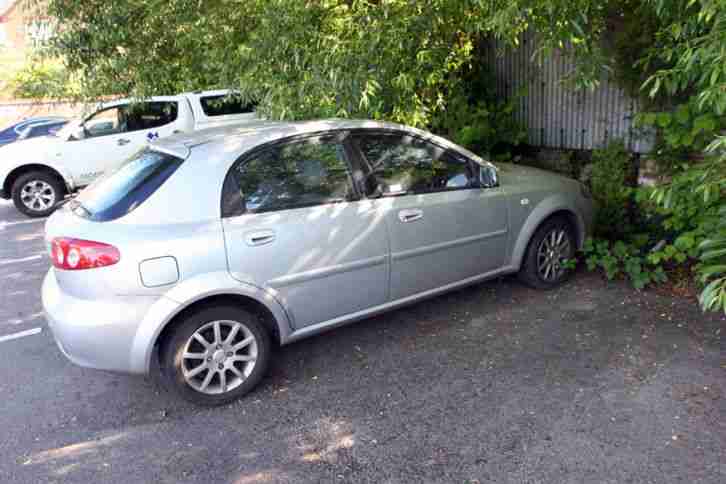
66, 100, 181, 186
351, 132, 509, 301
221, 134, 390, 329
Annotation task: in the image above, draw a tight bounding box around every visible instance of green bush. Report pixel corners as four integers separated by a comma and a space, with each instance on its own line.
10, 59, 79, 99
635, 98, 726, 174
433, 93, 527, 160
589, 140, 635, 238
431, 58, 526, 160
583, 238, 668, 289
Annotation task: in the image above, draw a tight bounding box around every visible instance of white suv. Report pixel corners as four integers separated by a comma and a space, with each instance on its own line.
0, 90, 258, 217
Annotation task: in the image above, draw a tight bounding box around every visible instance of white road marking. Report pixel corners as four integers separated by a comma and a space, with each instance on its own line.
0, 254, 43, 266
0, 218, 47, 230
0, 327, 43, 343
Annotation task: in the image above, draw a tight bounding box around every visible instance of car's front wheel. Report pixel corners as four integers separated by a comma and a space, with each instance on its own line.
519, 217, 576, 289
160, 305, 271, 406
11, 170, 64, 218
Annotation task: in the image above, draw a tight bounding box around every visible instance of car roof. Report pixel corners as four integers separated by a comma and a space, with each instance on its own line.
152, 119, 485, 164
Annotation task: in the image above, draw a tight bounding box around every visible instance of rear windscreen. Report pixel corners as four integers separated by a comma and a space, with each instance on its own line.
72, 149, 184, 221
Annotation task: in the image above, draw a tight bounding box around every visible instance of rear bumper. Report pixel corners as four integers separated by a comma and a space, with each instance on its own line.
42, 269, 160, 374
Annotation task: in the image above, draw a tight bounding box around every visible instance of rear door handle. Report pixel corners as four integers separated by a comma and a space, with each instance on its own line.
117, 138, 130, 146
244, 230, 276, 246
398, 209, 423, 223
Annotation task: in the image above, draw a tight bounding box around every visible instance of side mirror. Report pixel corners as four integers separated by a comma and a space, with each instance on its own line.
480, 164, 498, 188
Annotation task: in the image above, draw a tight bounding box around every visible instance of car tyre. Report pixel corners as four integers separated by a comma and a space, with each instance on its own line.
160, 305, 272, 406
11, 170, 64, 218
518, 217, 576, 290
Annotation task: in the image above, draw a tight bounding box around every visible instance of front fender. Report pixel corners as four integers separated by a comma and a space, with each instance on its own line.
510, 194, 586, 271
0, 141, 77, 192
129, 271, 292, 374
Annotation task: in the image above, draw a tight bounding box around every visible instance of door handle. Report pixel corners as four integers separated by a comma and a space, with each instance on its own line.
244, 230, 276, 246
117, 138, 131, 146
398, 209, 423, 223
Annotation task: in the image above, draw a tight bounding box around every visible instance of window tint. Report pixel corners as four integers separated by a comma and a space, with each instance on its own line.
84, 107, 125, 138
200, 95, 256, 116
83, 102, 178, 138
126, 101, 178, 131
224, 137, 353, 216
23, 122, 62, 138
356, 135, 475, 196
72, 149, 184, 221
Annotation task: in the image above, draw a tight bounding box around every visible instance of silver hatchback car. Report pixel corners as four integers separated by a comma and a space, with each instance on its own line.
43, 120, 593, 405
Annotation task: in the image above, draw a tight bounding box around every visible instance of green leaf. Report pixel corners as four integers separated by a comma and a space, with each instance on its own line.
639, 113, 657, 126
680, 132, 695, 148
674, 234, 695, 250
674, 104, 690, 124
656, 112, 672, 128
699, 278, 725, 311
692, 115, 717, 134
699, 265, 726, 281
702, 248, 726, 260
699, 238, 726, 250
665, 131, 681, 147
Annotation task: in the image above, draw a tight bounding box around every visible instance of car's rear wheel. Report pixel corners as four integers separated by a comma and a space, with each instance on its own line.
518, 217, 576, 289
160, 305, 271, 406
11, 170, 64, 218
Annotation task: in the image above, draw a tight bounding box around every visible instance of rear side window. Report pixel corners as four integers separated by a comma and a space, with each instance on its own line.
72, 149, 184, 221
126, 101, 178, 131
222, 137, 354, 216
200, 95, 256, 116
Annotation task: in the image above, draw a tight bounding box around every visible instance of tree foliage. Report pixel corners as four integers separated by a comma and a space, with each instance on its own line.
44, 1, 617, 123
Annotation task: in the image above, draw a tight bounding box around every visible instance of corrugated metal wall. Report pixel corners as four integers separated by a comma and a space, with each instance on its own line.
484, 31, 653, 153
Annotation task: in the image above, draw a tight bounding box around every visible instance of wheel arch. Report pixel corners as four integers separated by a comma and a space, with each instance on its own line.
510, 197, 585, 271
3, 163, 73, 197
130, 273, 292, 374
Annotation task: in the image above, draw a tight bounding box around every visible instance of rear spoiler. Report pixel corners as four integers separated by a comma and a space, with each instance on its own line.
150, 142, 191, 160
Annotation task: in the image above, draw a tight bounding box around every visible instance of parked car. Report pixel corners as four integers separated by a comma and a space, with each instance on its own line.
0, 90, 258, 217
42, 119, 593, 406
0, 116, 68, 147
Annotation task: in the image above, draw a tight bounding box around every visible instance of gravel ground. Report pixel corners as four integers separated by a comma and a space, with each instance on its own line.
0, 199, 723, 484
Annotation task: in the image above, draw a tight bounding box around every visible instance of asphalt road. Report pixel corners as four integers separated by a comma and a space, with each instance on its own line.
0, 198, 723, 484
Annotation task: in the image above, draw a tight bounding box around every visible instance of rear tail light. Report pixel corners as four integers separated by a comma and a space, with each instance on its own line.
50, 238, 121, 270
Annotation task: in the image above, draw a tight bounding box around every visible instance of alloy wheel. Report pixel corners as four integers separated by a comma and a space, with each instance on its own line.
181, 320, 258, 395
536, 228, 572, 282
20, 180, 56, 212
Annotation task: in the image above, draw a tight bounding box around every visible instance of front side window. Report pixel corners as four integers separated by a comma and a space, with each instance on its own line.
84, 107, 125, 138
83, 102, 178, 138
355, 134, 476, 196
223, 137, 354, 216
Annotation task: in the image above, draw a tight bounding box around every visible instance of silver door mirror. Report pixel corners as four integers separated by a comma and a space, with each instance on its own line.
480, 164, 498, 188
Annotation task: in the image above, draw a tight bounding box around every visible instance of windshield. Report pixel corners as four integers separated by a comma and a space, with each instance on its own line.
72, 148, 184, 221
